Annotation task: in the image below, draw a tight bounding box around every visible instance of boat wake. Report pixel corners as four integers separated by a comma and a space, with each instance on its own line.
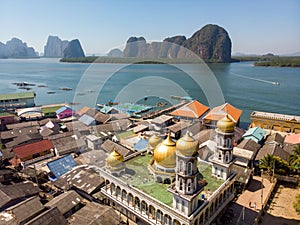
230, 72, 280, 85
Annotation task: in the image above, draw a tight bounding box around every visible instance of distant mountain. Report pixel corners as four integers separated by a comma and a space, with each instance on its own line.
0, 38, 38, 58
122, 24, 232, 62
107, 48, 123, 57
280, 52, 300, 57
44, 36, 69, 57
63, 39, 85, 58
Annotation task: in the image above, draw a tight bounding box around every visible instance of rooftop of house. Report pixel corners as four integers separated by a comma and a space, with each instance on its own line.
151, 115, 173, 125
101, 139, 133, 157
0, 196, 44, 224
251, 111, 300, 122
54, 166, 105, 194
0, 182, 41, 209
203, 103, 242, 123
170, 100, 209, 119
0, 112, 14, 117
0, 92, 35, 101
243, 127, 266, 142
1, 126, 39, 140
118, 154, 224, 206
41, 105, 62, 114
6, 121, 39, 130
25, 207, 68, 225
45, 190, 83, 215
284, 133, 300, 144
68, 202, 119, 225
12, 139, 54, 159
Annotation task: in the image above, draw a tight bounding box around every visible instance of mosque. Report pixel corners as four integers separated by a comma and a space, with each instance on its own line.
99, 115, 237, 225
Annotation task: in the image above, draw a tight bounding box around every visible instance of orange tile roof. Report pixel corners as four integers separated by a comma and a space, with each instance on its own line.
284, 134, 300, 144
170, 100, 209, 119
13, 139, 54, 159
203, 103, 242, 123
77, 106, 90, 116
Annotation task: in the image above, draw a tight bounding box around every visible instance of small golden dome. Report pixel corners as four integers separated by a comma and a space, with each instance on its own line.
148, 134, 162, 148
217, 114, 235, 133
176, 132, 199, 156
153, 134, 176, 168
106, 149, 124, 167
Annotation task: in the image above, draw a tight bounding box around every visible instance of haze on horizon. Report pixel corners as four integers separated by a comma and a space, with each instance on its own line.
1, 0, 299, 56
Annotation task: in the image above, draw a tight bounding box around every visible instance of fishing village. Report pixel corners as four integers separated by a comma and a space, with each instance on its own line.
0, 90, 299, 225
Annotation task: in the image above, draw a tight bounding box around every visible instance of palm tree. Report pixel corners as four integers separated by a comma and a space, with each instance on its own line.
289, 144, 300, 174
259, 154, 276, 179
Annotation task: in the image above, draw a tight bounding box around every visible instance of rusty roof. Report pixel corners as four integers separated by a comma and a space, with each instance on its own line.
13, 139, 54, 159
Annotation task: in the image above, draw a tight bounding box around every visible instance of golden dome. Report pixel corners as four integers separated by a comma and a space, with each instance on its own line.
176, 132, 199, 156
106, 149, 124, 167
217, 114, 235, 133
153, 134, 176, 168
148, 134, 162, 148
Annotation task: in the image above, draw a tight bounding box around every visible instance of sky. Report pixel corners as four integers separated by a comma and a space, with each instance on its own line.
1, 0, 299, 55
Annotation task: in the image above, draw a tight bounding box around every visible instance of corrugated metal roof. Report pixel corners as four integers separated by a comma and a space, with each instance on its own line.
47, 155, 77, 179
13, 139, 54, 158
0, 92, 35, 101
133, 139, 148, 151
56, 106, 73, 114
78, 114, 95, 126
243, 127, 266, 143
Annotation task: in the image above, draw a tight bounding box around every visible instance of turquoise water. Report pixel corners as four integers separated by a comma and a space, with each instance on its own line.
0, 58, 299, 124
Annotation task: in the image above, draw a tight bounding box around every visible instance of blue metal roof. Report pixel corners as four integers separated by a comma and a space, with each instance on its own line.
56, 106, 73, 114
243, 127, 266, 143
47, 155, 77, 179
133, 139, 148, 151
79, 114, 95, 126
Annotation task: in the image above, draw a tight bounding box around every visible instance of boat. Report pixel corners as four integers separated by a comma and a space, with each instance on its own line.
60, 87, 72, 91
272, 82, 280, 85
47, 91, 56, 94
18, 87, 32, 90
12, 82, 35, 86
171, 95, 193, 100
37, 85, 48, 88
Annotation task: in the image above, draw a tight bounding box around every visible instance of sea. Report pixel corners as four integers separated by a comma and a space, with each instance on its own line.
0, 58, 299, 127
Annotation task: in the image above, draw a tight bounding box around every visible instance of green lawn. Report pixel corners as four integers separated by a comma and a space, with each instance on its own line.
122, 155, 225, 206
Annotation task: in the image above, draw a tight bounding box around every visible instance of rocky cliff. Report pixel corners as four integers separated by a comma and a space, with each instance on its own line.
107, 48, 123, 57
63, 39, 85, 58
122, 24, 231, 62
44, 36, 69, 57
0, 38, 38, 58
179, 24, 232, 62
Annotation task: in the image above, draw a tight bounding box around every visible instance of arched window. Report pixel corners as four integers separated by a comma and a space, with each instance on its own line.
187, 179, 192, 192
226, 138, 231, 147
179, 178, 183, 191
179, 160, 184, 172
225, 151, 229, 162
187, 162, 193, 175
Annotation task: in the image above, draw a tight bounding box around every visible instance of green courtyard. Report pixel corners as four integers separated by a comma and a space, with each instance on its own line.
121, 154, 225, 206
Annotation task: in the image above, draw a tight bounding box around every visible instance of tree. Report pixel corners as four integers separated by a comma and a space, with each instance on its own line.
293, 194, 300, 214
289, 144, 300, 174
259, 154, 276, 179
259, 154, 289, 179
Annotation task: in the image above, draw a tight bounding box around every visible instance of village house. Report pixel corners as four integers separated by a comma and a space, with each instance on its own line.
10, 139, 55, 166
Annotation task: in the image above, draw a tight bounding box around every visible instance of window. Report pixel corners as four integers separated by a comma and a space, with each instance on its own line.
225, 152, 229, 162
218, 152, 222, 160
187, 162, 193, 175
179, 160, 183, 172
179, 178, 183, 191
187, 179, 192, 192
